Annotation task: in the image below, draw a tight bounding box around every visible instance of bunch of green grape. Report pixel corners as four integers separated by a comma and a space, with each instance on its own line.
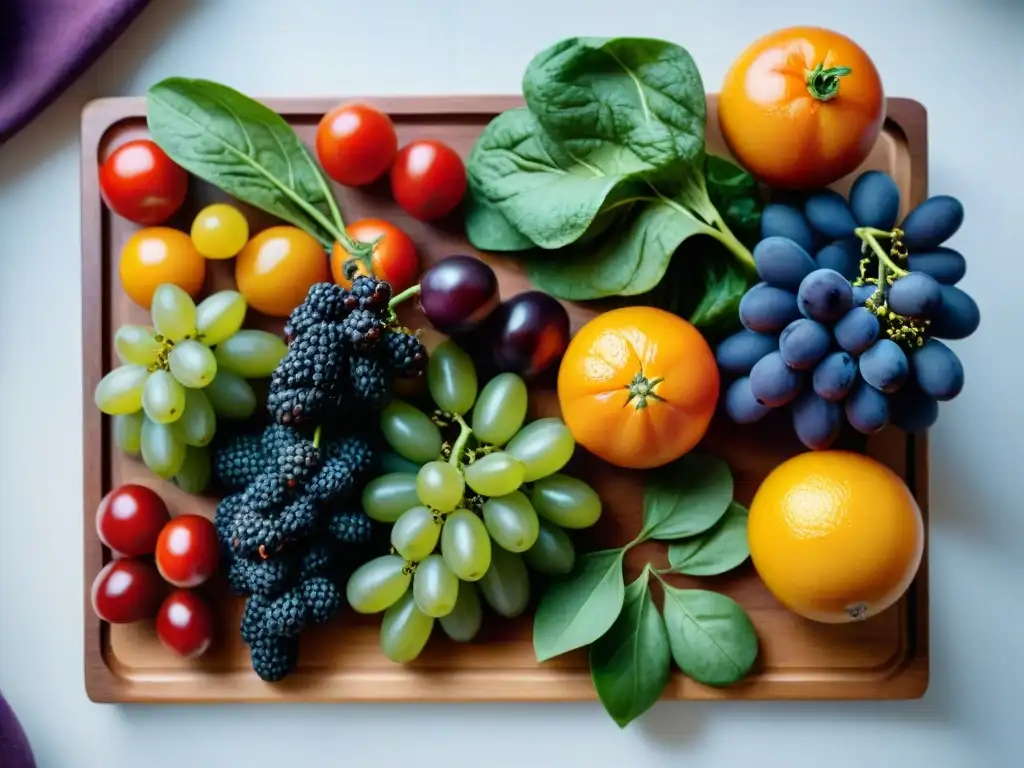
345, 339, 603, 663
94, 283, 287, 492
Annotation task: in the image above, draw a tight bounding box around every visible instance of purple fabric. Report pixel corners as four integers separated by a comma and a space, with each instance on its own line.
0, 0, 152, 144
0, 691, 35, 768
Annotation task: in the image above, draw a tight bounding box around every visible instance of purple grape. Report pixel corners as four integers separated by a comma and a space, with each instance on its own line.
797, 268, 853, 324
804, 190, 857, 239
889, 381, 940, 434
912, 339, 964, 400
815, 239, 861, 281
753, 236, 816, 291
900, 195, 964, 250
888, 272, 942, 319
850, 171, 900, 231
715, 329, 779, 376
845, 377, 890, 434
790, 391, 842, 450
749, 351, 804, 407
724, 377, 772, 424
419, 255, 500, 335
778, 318, 831, 370
487, 291, 570, 378
907, 247, 966, 285
929, 285, 981, 340
812, 351, 857, 402
834, 306, 880, 355
859, 339, 909, 393
739, 283, 802, 333
852, 283, 878, 306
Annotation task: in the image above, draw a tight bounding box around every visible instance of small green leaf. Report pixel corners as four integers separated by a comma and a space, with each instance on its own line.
590, 570, 670, 728
662, 585, 758, 687
533, 549, 626, 662
668, 502, 750, 576
641, 454, 733, 541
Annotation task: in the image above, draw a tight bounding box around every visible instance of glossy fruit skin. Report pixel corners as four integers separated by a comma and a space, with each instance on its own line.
99, 139, 188, 225
156, 589, 215, 658
190, 203, 250, 259
91, 558, 163, 624
235, 225, 330, 317
748, 450, 923, 624
419, 255, 499, 335
557, 306, 719, 470
390, 140, 467, 221
155, 514, 220, 588
316, 103, 398, 187
488, 291, 570, 378
119, 227, 207, 309
96, 483, 171, 557
719, 26, 885, 190
331, 218, 419, 293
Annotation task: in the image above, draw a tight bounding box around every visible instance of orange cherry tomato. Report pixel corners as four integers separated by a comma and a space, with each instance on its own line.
331, 218, 419, 293
235, 226, 330, 317
556, 307, 719, 470
118, 227, 206, 309
718, 26, 885, 190
316, 103, 398, 187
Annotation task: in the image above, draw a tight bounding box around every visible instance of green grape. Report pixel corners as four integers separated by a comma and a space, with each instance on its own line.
379, 401, 443, 464
426, 339, 477, 415
478, 545, 531, 618
471, 372, 528, 447
440, 509, 492, 581
463, 452, 525, 498
416, 461, 465, 513
195, 290, 247, 346
482, 491, 540, 553
390, 506, 441, 562
214, 330, 288, 378
362, 473, 420, 523
114, 325, 162, 366
140, 417, 186, 479
346, 555, 411, 614
529, 473, 602, 529
412, 554, 460, 618
380, 589, 434, 663
438, 581, 483, 643
504, 417, 575, 482
174, 445, 212, 493
114, 411, 144, 456
142, 368, 186, 424
523, 517, 576, 575
95, 364, 148, 415
168, 339, 218, 388
177, 387, 217, 447
150, 283, 197, 342
379, 451, 424, 475
203, 370, 257, 420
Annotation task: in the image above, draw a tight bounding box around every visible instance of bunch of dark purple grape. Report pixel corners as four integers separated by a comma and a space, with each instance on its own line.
716, 170, 980, 450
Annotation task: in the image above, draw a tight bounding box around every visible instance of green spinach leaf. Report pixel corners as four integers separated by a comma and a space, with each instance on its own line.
464, 175, 535, 252
589, 570, 670, 728
146, 77, 346, 251
641, 453, 733, 541
668, 502, 750, 576
533, 549, 626, 662
661, 586, 759, 687
705, 155, 763, 247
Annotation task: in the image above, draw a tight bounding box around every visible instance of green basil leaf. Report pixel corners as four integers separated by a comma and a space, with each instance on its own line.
146, 77, 340, 249
589, 571, 670, 728
662, 586, 758, 687
641, 453, 733, 541
668, 502, 750, 576
523, 37, 706, 180
533, 549, 626, 662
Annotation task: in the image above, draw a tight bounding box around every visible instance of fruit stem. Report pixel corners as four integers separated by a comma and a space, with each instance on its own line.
624, 370, 665, 410
312, 425, 322, 450
805, 63, 853, 102
855, 227, 908, 277
388, 284, 422, 309
449, 414, 472, 468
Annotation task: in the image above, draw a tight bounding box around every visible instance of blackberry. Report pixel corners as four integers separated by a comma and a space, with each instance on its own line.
384, 330, 428, 377
349, 275, 393, 314
328, 509, 373, 544
215, 493, 279, 558
263, 587, 308, 637
299, 543, 335, 580
240, 472, 287, 516
283, 283, 349, 341
275, 438, 319, 489
241, 594, 272, 644
228, 554, 297, 598
306, 457, 355, 503
212, 433, 265, 492
325, 435, 374, 479
301, 577, 342, 624
348, 354, 394, 408
271, 322, 347, 391
249, 636, 299, 682
338, 308, 385, 351
273, 495, 320, 545
266, 385, 332, 428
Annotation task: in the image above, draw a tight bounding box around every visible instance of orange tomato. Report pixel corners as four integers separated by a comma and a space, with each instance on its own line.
118, 227, 206, 309
718, 26, 885, 190
331, 218, 419, 293
235, 226, 330, 317
556, 307, 719, 470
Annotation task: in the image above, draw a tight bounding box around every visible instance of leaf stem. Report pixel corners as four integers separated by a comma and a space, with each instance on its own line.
448, 414, 473, 468
707, 216, 756, 274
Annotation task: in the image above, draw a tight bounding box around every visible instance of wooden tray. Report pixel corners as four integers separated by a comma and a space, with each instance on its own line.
81, 94, 929, 703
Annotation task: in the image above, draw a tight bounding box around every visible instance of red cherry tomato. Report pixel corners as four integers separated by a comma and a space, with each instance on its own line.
156, 589, 215, 658
390, 140, 467, 221
95, 484, 171, 557
316, 103, 398, 187
155, 515, 220, 588
91, 559, 163, 624
99, 139, 188, 225
331, 218, 420, 293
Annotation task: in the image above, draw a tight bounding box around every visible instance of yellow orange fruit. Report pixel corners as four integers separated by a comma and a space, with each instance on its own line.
235, 226, 330, 317
748, 450, 923, 624
118, 227, 206, 309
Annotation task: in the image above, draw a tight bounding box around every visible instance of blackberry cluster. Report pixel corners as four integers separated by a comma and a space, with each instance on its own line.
213, 278, 428, 682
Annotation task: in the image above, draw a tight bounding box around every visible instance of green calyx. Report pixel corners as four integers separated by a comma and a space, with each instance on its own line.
624, 371, 665, 410
805, 63, 853, 102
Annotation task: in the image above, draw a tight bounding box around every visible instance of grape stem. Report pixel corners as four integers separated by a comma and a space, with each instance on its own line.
388, 284, 422, 309
449, 414, 472, 468
312, 425, 322, 450
855, 227, 909, 278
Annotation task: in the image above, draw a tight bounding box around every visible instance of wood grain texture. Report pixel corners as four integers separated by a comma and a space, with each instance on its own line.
81, 94, 930, 703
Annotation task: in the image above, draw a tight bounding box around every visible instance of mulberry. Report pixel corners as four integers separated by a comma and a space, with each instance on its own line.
348, 354, 394, 408
306, 457, 355, 504
338, 308, 384, 351
328, 509, 374, 544
384, 330, 428, 377
249, 636, 299, 682
349, 275, 393, 313
263, 588, 308, 638
283, 283, 349, 340
227, 554, 297, 598
301, 577, 342, 624
325, 435, 374, 479
212, 432, 264, 493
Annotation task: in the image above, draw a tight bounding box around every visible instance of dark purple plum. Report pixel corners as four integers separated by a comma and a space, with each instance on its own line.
487, 291, 570, 378
419, 255, 500, 335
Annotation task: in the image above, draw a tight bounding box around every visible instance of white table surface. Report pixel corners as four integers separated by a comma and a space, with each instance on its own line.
1, 0, 1020, 765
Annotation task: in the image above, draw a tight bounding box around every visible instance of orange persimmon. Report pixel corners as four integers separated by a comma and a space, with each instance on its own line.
556, 307, 719, 470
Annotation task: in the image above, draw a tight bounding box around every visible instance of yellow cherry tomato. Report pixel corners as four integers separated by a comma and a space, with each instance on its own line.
190, 203, 250, 259
235, 226, 330, 317
119, 227, 206, 309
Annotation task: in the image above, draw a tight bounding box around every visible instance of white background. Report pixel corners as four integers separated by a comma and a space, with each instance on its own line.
0, 1, 1020, 766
